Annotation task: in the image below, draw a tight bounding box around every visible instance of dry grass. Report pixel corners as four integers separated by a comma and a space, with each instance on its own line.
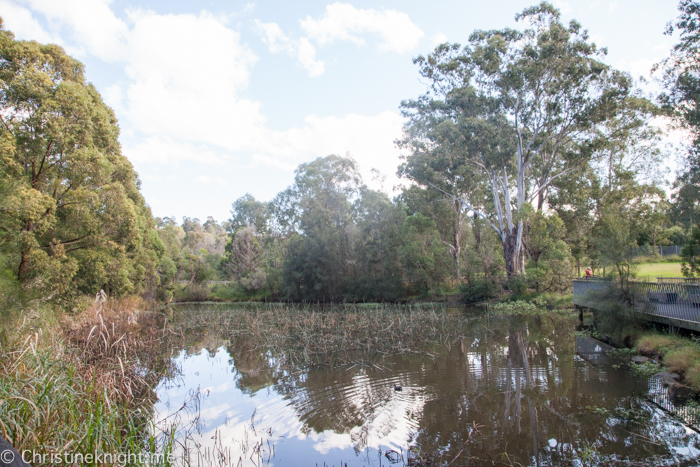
635, 331, 700, 390
62, 296, 173, 405
636, 334, 687, 358
173, 303, 477, 367
0, 297, 179, 461
664, 346, 700, 374
686, 363, 700, 388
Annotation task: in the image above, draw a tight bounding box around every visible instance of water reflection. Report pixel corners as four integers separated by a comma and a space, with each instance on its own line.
154, 308, 700, 466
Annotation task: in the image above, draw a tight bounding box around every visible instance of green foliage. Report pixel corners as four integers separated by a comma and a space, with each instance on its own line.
660, 1, 700, 229
681, 228, 700, 276
524, 212, 573, 293
229, 194, 270, 235
402, 2, 639, 278
225, 227, 266, 291
459, 278, 499, 303
0, 23, 160, 301
399, 213, 451, 296
629, 361, 663, 377
490, 298, 548, 316
586, 280, 642, 346
506, 275, 528, 298
155, 256, 177, 301
280, 156, 361, 301
349, 188, 406, 301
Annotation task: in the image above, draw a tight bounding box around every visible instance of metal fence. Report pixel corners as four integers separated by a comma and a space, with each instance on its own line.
659, 245, 682, 256
629, 245, 682, 258
176, 280, 234, 285
656, 277, 700, 284
573, 278, 700, 331
648, 377, 700, 428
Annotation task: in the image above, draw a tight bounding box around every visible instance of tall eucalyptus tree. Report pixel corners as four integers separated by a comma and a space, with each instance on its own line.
400, 2, 633, 277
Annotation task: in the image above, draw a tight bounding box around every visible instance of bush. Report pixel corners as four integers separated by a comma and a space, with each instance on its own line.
490, 298, 548, 316
585, 280, 642, 347
506, 276, 528, 297
686, 363, 700, 388
664, 346, 700, 374
636, 333, 686, 357
173, 283, 212, 302
459, 278, 499, 303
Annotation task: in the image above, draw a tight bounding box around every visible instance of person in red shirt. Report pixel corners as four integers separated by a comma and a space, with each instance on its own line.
585, 267, 593, 278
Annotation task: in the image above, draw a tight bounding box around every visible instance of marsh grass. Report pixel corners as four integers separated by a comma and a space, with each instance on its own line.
635, 331, 700, 390
0, 297, 182, 464
171, 302, 479, 367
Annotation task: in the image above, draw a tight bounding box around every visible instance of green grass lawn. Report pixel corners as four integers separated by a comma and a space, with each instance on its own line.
635, 262, 682, 281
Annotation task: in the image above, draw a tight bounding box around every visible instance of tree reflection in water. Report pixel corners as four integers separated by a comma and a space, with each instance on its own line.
154, 306, 700, 466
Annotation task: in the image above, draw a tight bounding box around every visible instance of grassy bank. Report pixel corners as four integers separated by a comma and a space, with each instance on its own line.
635, 332, 700, 388
0, 298, 179, 463
635, 262, 682, 280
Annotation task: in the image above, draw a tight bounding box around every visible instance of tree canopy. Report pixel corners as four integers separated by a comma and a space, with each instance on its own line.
0, 20, 161, 300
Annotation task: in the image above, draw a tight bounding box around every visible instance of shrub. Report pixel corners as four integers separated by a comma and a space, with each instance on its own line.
506, 276, 528, 298
636, 333, 686, 357
686, 362, 700, 388
490, 298, 548, 316
459, 278, 499, 303
174, 283, 211, 302
664, 346, 700, 374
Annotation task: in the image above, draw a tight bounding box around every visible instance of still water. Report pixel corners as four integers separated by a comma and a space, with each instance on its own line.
153, 306, 700, 466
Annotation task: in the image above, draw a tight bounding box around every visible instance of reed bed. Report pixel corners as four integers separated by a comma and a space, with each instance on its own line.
172, 303, 477, 367
1, 301, 477, 464
0, 297, 180, 464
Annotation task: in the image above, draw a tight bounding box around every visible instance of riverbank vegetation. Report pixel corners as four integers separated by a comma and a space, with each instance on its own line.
4, 2, 700, 310
0, 298, 179, 461
169, 303, 479, 367
3, 0, 700, 461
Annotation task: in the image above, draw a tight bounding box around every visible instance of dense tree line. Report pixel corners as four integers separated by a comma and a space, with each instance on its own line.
0, 20, 166, 305
3, 1, 700, 305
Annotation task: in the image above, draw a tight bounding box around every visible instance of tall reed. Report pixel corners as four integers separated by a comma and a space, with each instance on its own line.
0, 298, 180, 464
171, 302, 477, 367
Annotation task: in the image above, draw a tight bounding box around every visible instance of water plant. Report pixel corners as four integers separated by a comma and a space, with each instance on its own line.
168, 302, 477, 367
0, 298, 181, 464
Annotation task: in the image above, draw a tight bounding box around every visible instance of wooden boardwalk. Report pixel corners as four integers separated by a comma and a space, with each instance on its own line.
573, 278, 700, 332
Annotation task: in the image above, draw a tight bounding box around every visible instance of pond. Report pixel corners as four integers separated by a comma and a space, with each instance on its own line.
151, 304, 700, 466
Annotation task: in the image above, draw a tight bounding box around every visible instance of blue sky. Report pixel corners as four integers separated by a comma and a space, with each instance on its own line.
0, 0, 681, 222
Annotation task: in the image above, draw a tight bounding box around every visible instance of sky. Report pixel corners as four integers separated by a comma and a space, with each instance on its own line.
0, 0, 683, 223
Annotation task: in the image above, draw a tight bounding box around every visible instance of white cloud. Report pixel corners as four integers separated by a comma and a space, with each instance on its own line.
20, 0, 128, 60
123, 10, 263, 149
300, 2, 424, 53
102, 84, 126, 116
609, 2, 619, 12
0, 0, 58, 44
194, 175, 226, 186
296, 37, 325, 76
552, 0, 572, 14
252, 111, 406, 190
8, 2, 408, 199
126, 137, 229, 166
432, 33, 448, 46
254, 20, 324, 76
255, 19, 289, 53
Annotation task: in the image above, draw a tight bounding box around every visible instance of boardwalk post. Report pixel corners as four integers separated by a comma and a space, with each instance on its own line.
577, 305, 583, 325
